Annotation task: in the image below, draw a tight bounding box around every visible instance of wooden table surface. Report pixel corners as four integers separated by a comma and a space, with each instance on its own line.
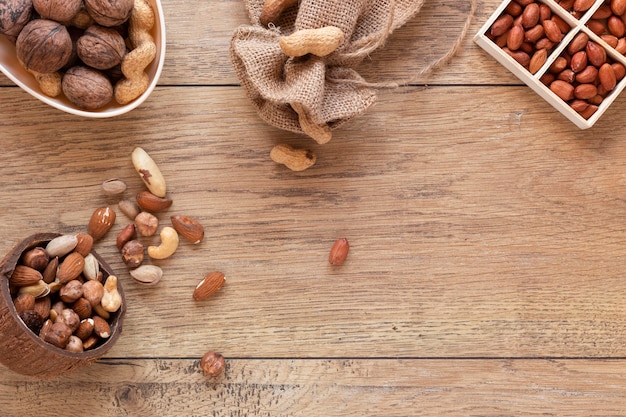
3, 0, 626, 415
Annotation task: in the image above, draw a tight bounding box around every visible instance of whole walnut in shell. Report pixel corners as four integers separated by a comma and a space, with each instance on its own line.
33, 0, 82, 23
0, 0, 33, 41
16, 19, 73, 73
62, 66, 113, 109
84, 0, 133, 27
77, 25, 126, 70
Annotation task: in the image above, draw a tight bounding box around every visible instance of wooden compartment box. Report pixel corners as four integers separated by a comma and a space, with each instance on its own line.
474, 0, 626, 129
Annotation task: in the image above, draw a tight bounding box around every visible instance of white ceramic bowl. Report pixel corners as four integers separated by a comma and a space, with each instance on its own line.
0, 0, 166, 118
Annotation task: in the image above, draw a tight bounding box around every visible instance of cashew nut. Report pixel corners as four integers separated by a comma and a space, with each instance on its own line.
101, 275, 122, 313
148, 226, 179, 259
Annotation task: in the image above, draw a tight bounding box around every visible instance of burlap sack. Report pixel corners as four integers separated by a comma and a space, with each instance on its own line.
230, 0, 475, 144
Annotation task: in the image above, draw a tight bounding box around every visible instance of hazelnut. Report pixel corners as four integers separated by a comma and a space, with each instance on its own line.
33, 0, 82, 23
20, 247, 49, 271
16, 19, 73, 73
62, 65, 113, 109
121, 240, 144, 268
57, 308, 80, 332
43, 321, 72, 348
135, 212, 159, 236
65, 335, 84, 353
199, 351, 225, 377
0, 0, 33, 40
77, 24, 126, 70
82, 279, 105, 307
59, 279, 84, 303
84, 0, 134, 27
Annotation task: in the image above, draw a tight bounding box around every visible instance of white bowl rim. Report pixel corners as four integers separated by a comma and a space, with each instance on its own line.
0, 0, 166, 118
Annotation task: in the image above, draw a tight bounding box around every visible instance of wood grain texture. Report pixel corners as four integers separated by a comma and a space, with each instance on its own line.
2, 0, 626, 414
2, 359, 626, 416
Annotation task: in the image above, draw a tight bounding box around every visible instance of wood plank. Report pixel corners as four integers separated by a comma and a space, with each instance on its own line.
2, 359, 626, 416
1, 86, 626, 359
0, 1, 519, 87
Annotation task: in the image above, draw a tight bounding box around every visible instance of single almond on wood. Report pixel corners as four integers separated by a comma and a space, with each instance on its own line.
193, 272, 225, 301
170, 215, 204, 244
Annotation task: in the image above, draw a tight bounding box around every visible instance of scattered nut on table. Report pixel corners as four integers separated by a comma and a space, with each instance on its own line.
199, 350, 225, 377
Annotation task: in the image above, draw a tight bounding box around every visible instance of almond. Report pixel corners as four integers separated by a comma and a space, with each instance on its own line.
87, 206, 116, 241
136, 190, 173, 211
74, 232, 94, 257
599, 62, 617, 91
56, 252, 85, 284
170, 215, 204, 244
329, 237, 350, 265
10, 265, 44, 286
193, 271, 225, 301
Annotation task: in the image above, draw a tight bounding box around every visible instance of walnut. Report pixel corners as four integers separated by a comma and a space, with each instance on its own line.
0, 0, 33, 41
33, 0, 82, 23
84, 0, 134, 27
16, 19, 73, 73
77, 25, 126, 70
62, 66, 113, 109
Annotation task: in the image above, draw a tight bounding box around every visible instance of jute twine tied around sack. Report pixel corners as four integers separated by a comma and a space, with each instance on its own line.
230, 0, 477, 144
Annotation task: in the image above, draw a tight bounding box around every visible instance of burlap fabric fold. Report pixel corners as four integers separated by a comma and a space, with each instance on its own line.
230, 0, 474, 143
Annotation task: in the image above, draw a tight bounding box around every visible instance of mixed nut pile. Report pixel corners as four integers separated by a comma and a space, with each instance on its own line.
9, 145, 350, 376
485, 0, 626, 119
0, 0, 157, 109
10, 233, 122, 352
